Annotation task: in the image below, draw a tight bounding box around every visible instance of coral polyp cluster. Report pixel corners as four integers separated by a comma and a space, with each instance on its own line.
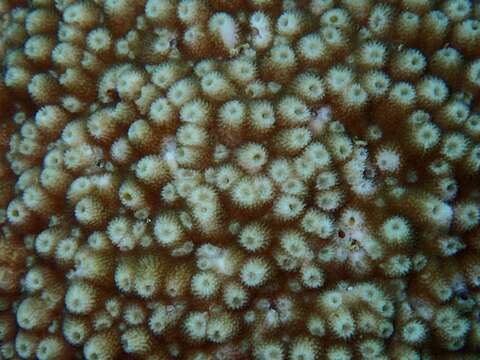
1, 0, 480, 359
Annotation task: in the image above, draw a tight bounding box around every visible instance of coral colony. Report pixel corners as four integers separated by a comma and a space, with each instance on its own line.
1, 0, 480, 359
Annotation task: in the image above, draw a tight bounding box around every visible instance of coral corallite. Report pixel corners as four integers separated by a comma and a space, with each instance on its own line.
1, 0, 480, 359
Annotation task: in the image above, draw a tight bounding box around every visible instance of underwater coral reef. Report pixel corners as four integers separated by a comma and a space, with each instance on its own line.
0, 0, 480, 359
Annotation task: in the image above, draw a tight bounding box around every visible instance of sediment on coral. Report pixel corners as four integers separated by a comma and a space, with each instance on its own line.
0, 0, 480, 359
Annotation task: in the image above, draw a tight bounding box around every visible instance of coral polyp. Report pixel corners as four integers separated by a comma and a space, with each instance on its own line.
0, 0, 480, 359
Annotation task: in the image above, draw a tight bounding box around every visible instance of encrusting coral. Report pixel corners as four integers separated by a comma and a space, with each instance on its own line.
0, 0, 480, 359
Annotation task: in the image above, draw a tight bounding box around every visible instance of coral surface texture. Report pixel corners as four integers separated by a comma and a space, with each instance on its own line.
1, 0, 480, 359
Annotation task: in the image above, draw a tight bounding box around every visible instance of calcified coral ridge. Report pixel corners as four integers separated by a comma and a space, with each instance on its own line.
0, 0, 480, 359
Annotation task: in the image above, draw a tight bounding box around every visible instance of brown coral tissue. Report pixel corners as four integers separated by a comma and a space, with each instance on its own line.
1, 0, 480, 359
